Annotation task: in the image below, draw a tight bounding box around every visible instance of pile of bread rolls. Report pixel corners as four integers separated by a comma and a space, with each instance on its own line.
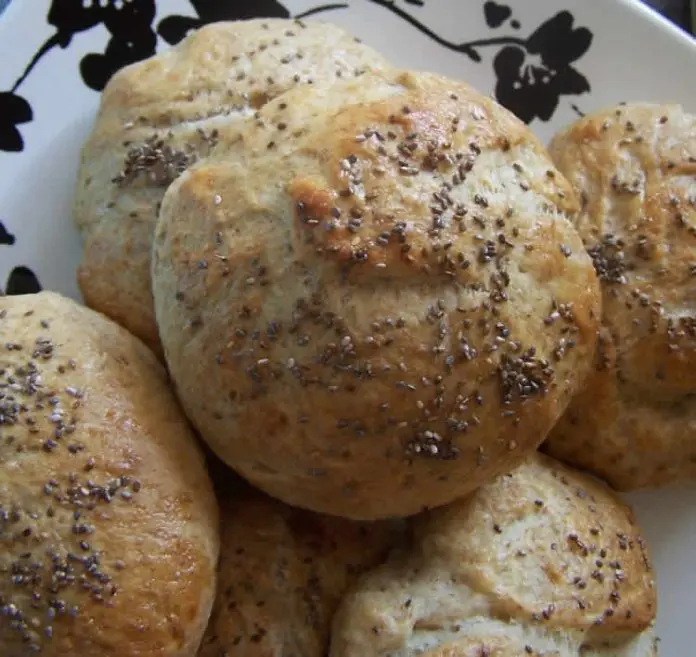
2, 17, 694, 656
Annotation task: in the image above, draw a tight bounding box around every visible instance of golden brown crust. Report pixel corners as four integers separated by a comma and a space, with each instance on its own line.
544, 103, 696, 490
152, 69, 601, 520
73, 19, 392, 352
330, 454, 657, 657
0, 292, 219, 657
198, 485, 398, 657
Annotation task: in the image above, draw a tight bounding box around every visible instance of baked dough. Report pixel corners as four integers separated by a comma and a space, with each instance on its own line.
73, 19, 392, 352
152, 69, 601, 519
0, 292, 219, 657
198, 484, 397, 657
544, 103, 696, 490
331, 454, 658, 657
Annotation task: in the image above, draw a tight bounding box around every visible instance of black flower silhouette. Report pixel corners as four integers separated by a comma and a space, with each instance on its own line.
0, 92, 33, 152
158, 0, 291, 46
493, 11, 592, 123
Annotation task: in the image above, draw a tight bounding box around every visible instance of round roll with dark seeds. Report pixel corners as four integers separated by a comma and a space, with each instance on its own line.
199, 483, 398, 657
0, 292, 219, 657
152, 69, 601, 520
331, 454, 658, 657
545, 103, 696, 490
73, 19, 392, 354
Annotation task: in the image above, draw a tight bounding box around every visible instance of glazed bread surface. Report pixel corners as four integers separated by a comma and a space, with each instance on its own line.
0, 292, 219, 657
73, 18, 392, 352
331, 454, 658, 657
152, 69, 601, 519
545, 103, 696, 490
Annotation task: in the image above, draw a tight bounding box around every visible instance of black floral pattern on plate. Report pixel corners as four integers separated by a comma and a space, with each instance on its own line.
1, 0, 159, 154
0, 0, 595, 153
0, 0, 360, 153
493, 11, 592, 122
10, 0, 158, 93
368, 0, 593, 123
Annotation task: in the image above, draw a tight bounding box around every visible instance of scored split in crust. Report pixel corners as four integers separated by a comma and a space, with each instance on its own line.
73, 18, 393, 353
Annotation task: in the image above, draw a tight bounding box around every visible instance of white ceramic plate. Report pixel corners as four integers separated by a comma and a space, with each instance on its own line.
1, 1, 695, 654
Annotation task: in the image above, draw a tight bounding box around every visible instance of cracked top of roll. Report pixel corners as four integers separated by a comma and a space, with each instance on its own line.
73, 18, 392, 353
152, 69, 601, 520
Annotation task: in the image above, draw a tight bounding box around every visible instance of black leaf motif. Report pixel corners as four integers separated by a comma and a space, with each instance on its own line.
158, 0, 291, 46
0, 221, 16, 246
484, 1, 512, 29
4, 266, 42, 296
80, 0, 157, 91
0, 92, 33, 152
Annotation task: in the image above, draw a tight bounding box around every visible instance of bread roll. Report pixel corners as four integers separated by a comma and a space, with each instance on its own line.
544, 103, 696, 490
0, 292, 219, 656
73, 19, 392, 352
331, 454, 658, 657
198, 484, 397, 657
152, 69, 601, 519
